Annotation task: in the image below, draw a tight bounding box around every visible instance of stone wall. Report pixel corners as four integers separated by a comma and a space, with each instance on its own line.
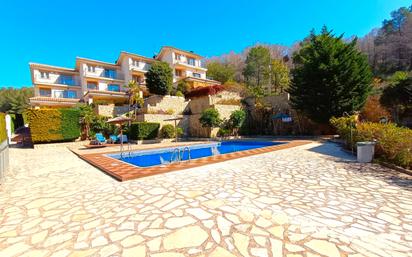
143, 95, 189, 115
137, 114, 190, 136
95, 105, 130, 117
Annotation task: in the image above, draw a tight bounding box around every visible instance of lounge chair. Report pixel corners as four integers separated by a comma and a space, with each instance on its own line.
95, 133, 107, 144
119, 135, 128, 144
109, 135, 118, 144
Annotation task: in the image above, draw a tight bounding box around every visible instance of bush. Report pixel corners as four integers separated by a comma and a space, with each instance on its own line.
160, 124, 175, 138
217, 128, 231, 137
0, 113, 6, 143
199, 108, 221, 128
331, 116, 412, 169
175, 91, 184, 97
129, 122, 160, 140
25, 108, 81, 143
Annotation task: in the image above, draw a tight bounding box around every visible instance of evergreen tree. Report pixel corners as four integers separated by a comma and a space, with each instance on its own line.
145, 61, 173, 95
243, 46, 271, 97
288, 27, 373, 123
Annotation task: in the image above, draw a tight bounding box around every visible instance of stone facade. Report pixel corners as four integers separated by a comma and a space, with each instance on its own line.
137, 114, 190, 136
142, 95, 189, 115
95, 104, 129, 117
138, 92, 242, 138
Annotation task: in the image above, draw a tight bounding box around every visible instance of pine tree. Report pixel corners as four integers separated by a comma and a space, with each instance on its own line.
288, 27, 373, 123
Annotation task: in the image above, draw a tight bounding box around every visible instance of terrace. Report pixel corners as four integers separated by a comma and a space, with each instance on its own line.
1, 140, 411, 257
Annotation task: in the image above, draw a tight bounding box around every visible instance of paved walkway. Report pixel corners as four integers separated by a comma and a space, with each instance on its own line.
0, 142, 411, 257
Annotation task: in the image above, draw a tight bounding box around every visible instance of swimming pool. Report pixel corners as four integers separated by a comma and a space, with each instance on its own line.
108, 141, 282, 168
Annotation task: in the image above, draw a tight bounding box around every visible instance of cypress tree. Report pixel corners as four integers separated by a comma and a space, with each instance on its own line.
288, 27, 373, 123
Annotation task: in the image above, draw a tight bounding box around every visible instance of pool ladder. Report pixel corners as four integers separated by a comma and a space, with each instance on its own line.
170, 147, 191, 163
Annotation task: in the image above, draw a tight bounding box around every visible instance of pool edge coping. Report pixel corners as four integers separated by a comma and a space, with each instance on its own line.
74, 140, 313, 181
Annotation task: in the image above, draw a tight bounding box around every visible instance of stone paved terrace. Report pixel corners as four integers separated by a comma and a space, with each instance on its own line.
0, 141, 412, 257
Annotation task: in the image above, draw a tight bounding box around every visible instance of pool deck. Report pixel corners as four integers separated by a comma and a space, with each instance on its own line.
1, 140, 412, 257
74, 140, 311, 181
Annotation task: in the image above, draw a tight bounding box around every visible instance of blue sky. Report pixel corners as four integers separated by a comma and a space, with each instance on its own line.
1, 0, 411, 88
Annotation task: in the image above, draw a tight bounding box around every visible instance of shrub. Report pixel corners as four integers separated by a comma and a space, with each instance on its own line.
25, 108, 81, 143
331, 116, 412, 169
175, 91, 184, 97
229, 110, 246, 130
160, 124, 175, 138
176, 127, 183, 136
0, 113, 6, 143
145, 61, 173, 95
199, 108, 221, 128
217, 128, 231, 137
129, 122, 160, 140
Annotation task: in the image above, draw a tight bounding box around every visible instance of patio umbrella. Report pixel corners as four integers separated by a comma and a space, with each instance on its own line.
107, 116, 133, 154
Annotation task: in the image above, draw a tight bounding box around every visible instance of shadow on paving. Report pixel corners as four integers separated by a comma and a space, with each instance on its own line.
307, 142, 356, 162
309, 142, 412, 189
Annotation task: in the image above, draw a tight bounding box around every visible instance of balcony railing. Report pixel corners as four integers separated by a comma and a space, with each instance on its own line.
175, 59, 206, 68
84, 70, 125, 80
35, 74, 80, 86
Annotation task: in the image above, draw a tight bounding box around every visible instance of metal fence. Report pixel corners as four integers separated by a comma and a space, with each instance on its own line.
0, 140, 9, 182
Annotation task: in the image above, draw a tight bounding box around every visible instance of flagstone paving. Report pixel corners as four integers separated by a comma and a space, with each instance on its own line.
1, 141, 412, 257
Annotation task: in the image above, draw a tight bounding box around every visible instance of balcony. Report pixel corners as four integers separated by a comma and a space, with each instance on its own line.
83, 70, 125, 80
174, 59, 207, 69
34, 74, 80, 87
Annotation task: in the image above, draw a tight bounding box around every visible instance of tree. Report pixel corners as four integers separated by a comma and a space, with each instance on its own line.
206, 61, 235, 84
243, 46, 271, 97
0, 87, 33, 114
145, 61, 173, 95
270, 59, 290, 94
229, 110, 246, 136
76, 104, 95, 139
125, 80, 144, 119
288, 27, 373, 124
380, 76, 412, 123
199, 108, 221, 128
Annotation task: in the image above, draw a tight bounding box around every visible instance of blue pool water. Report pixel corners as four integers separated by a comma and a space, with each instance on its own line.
108, 141, 282, 168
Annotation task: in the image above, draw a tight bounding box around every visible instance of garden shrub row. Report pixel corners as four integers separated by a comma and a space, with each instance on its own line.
0, 113, 6, 143
129, 122, 160, 140
331, 116, 412, 169
25, 109, 81, 143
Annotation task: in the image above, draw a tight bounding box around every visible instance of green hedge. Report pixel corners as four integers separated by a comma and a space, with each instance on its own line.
129, 122, 160, 140
331, 116, 412, 169
0, 113, 6, 143
25, 108, 81, 143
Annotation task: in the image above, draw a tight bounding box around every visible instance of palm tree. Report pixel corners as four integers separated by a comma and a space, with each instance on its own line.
77, 104, 95, 139
125, 80, 144, 120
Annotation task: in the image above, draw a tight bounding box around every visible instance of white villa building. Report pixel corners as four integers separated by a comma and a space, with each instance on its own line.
29, 46, 220, 108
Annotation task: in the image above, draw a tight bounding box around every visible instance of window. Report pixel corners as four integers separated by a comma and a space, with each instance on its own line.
60, 75, 74, 85
188, 58, 195, 66
87, 82, 97, 90
175, 54, 181, 60
40, 71, 49, 79
132, 59, 140, 67
53, 90, 64, 98
108, 84, 120, 92
88, 65, 96, 73
132, 75, 144, 83
175, 69, 182, 77
39, 88, 51, 97
193, 73, 201, 78
104, 69, 117, 79
64, 90, 77, 99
